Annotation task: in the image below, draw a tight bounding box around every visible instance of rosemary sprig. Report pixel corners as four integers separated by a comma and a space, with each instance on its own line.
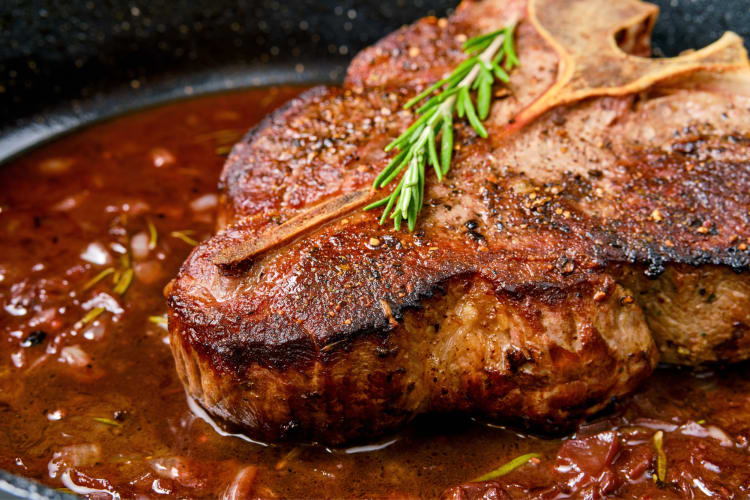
365, 24, 518, 231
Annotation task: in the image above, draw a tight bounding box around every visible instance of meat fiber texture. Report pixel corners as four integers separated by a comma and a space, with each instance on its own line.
167, 0, 750, 444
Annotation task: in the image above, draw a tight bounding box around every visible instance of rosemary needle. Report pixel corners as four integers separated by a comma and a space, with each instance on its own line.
147, 219, 158, 250
365, 24, 518, 231
77, 306, 106, 327
93, 417, 121, 427
113, 268, 134, 296
148, 315, 168, 329
82, 267, 115, 291
653, 430, 667, 483
171, 230, 199, 246
473, 452, 540, 482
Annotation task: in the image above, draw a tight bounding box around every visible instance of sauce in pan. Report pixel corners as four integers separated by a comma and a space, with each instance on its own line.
1, 88, 749, 499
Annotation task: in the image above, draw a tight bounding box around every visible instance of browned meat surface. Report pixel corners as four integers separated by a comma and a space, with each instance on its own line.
167, 0, 750, 444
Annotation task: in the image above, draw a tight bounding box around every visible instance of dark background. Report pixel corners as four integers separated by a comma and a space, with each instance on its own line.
0, 0, 749, 160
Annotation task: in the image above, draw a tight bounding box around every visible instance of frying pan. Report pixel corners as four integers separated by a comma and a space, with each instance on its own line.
0, 0, 748, 498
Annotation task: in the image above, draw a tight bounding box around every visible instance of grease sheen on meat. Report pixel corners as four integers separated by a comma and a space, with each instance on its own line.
167, 0, 750, 444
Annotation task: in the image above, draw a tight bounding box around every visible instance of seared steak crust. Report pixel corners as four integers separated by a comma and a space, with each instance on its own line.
171, 274, 655, 443
168, 0, 750, 443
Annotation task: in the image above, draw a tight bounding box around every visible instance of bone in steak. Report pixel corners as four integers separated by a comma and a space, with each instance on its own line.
167, 0, 750, 444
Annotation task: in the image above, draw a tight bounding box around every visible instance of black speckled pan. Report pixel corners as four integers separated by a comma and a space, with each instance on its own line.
0, 0, 748, 498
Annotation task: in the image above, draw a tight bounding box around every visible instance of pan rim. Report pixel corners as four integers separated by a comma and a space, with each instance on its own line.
0, 62, 339, 167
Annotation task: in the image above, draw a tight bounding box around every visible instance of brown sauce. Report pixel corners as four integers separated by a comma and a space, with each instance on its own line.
1, 87, 749, 499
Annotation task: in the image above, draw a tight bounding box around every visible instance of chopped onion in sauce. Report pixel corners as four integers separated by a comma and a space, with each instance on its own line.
80, 242, 112, 266
149, 456, 204, 488
51, 443, 101, 470
82, 322, 105, 341
60, 345, 91, 368
150, 147, 176, 167
52, 192, 88, 212
129, 200, 152, 215
190, 193, 218, 212
221, 466, 258, 500
39, 157, 75, 175
46, 409, 65, 421
680, 421, 734, 447
130, 232, 151, 260
82, 293, 123, 315
134, 261, 162, 285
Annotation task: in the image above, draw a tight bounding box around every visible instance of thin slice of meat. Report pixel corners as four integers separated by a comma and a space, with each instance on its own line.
167, 0, 750, 444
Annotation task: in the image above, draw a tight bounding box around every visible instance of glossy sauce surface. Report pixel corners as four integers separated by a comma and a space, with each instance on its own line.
1, 88, 748, 499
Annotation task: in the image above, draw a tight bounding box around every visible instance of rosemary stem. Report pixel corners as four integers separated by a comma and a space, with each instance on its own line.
420, 31, 506, 144
419, 34, 505, 143
368, 25, 515, 231
456, 31, 506, 93
407, 31, 504, 162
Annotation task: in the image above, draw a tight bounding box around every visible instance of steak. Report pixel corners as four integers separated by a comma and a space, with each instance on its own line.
167, 0, 750, 444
